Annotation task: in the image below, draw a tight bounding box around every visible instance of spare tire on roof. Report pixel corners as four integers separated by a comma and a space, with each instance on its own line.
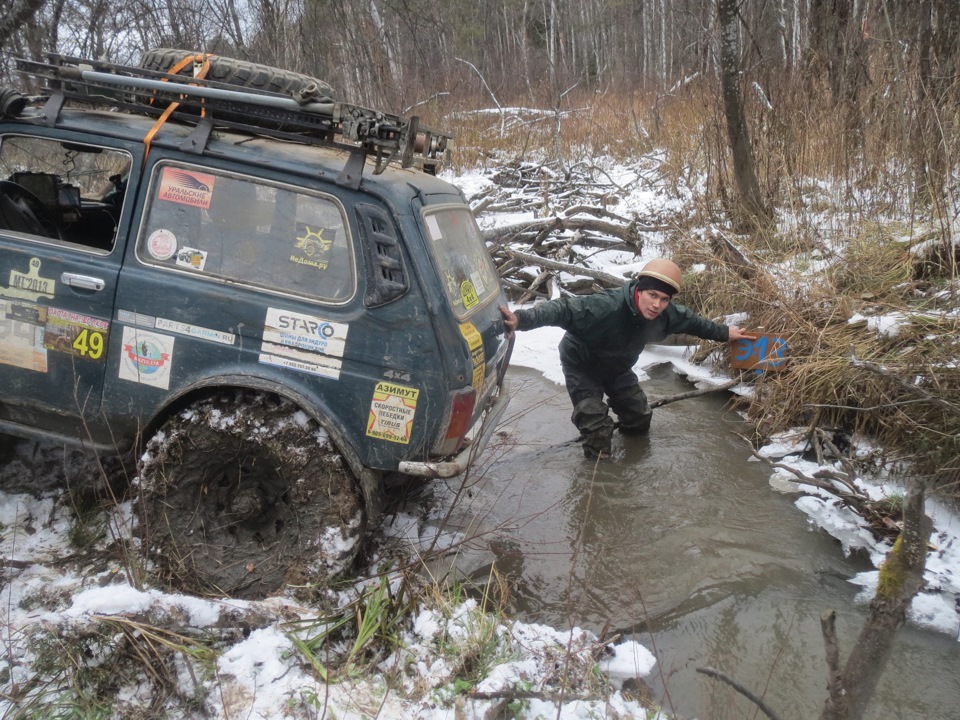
140, 48, 335, 102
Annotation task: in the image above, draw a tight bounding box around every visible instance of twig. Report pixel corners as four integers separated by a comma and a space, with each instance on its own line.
696, 666, 783, 720
849, 349, 960, 417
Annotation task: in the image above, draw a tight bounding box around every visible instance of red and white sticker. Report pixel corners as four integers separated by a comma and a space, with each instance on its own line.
157, 167, 216, 209
146, 229, 178, 260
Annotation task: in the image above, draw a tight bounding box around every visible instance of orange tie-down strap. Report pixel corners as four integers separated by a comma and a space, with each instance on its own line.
143, 53, 214, 158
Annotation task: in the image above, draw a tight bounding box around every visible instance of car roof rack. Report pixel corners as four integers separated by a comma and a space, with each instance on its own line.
14, 54, 452, 186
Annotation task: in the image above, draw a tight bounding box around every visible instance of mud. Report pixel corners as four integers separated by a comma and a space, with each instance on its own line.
137, 391, 364, 598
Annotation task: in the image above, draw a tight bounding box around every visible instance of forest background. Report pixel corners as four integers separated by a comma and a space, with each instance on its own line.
4, 0, 954, 484
1, 2, 959, 717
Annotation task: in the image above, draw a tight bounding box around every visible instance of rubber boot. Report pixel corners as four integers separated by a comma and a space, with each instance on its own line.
609, 385, 652, 435
582, 426, 613, 458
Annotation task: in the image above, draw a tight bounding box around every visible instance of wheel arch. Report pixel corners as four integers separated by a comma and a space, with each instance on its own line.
142, 375, 384, 522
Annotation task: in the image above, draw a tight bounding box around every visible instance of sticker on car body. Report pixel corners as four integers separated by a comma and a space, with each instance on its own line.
1, 257, 56, 302
262, 307, 348, 357
0, 299, 48, 372
259, 342, 343, 379
458, 322, 486, 394
366, 381, 419, 444
117, 309, 157, 328
43, 308, 110, 361
118, 327, 175, 389
155, 317, 235, 345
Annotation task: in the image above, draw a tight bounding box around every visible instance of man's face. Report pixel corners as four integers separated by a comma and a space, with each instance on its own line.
636, 288, 672, 319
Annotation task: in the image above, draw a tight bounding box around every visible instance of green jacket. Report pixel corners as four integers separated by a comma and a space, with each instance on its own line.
514, 280, 729, 378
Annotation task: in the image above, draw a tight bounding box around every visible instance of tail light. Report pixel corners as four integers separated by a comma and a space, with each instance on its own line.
433, 387, 477, 456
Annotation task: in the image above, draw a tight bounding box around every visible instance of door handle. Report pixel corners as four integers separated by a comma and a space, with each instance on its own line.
60, 272, 105, 291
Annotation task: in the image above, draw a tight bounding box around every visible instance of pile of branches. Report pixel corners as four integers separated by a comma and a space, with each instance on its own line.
470, 160, 672, 301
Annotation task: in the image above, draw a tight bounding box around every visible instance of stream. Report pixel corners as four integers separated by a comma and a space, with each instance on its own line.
434, 364, 960, 719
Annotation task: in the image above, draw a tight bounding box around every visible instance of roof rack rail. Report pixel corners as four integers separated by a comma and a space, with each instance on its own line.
13, 54, 452, 181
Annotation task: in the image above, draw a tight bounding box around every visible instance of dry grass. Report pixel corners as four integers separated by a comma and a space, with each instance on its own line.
678, 236, 959, 493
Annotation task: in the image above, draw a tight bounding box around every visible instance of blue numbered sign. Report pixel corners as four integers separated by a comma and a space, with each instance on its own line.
730, 334, 788, 372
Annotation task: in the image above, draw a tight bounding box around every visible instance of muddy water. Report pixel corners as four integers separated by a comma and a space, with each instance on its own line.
445, 365, 960, 719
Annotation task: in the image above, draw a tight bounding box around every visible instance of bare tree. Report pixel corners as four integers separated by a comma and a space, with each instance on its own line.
0, 0, 48, 50
717, 0, 772, 230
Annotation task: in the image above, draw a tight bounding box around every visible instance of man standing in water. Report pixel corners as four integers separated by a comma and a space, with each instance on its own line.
499, 258, 754, 458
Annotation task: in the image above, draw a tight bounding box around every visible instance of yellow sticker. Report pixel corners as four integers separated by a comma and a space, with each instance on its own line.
459, 322, 486, 394
367, 381, 419, 444
291, 225, 333, 270
460, 280, 479, 310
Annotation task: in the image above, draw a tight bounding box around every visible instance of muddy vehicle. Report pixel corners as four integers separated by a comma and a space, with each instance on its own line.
0, 52, 511, 597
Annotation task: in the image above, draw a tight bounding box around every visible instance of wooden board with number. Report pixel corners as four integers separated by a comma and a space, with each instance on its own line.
730, 334, 788, 372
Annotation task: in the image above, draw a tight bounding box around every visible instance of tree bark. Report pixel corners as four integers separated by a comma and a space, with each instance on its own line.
0, 0, 47, 51
717, 0, 772, 231
819, 484, 930, 720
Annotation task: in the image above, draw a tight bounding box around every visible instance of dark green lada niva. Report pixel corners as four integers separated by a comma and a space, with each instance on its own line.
0, 51, 511, 597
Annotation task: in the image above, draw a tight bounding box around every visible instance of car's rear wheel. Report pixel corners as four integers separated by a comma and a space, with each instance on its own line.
137, 391, 364, 598
140, 48, 335, 101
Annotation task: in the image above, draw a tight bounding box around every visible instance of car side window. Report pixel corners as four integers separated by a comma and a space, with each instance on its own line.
0, 134, 131, 252
137, 163, 356, 302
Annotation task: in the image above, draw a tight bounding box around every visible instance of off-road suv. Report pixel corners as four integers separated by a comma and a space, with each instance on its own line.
0, 52, 511, 597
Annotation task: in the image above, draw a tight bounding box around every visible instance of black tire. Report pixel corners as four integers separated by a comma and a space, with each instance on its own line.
137, 391, 364, 598
140, 48, 335, 101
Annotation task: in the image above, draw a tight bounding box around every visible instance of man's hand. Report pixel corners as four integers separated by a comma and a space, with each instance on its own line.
728, 325, 758, 342
499, 305, 518, 340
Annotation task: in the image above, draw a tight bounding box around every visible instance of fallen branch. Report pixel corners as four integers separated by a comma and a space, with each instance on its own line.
696, 666, 783, 720
820, 611, 843, 708
649, 379, 740, 408
503, 248, 627, 288
735, 433, 872, 515
708, 228, 758, 279
483, 216, 655, 245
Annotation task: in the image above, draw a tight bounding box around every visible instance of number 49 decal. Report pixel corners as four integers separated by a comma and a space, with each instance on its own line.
72, 328, 106, 359
43, 317, 110, 361
730, 334, 788, 372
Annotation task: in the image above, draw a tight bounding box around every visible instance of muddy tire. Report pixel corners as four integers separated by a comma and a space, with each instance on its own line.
137, 391, 363, 598
140, 48, 335, 101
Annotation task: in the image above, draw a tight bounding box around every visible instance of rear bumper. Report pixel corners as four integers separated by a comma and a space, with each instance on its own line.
398, 380, 511, 479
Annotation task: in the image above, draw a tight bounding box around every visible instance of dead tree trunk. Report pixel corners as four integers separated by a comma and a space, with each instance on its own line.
819, 484, 930, 720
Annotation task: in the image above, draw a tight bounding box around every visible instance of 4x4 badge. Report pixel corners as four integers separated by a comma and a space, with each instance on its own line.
2, 257, 56, 301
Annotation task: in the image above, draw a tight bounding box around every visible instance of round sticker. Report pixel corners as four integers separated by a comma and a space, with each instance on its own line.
147, 229, 178, 260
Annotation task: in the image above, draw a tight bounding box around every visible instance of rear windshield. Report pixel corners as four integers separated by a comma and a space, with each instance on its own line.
137, 163, 355, 302
421, 205, 499, 319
